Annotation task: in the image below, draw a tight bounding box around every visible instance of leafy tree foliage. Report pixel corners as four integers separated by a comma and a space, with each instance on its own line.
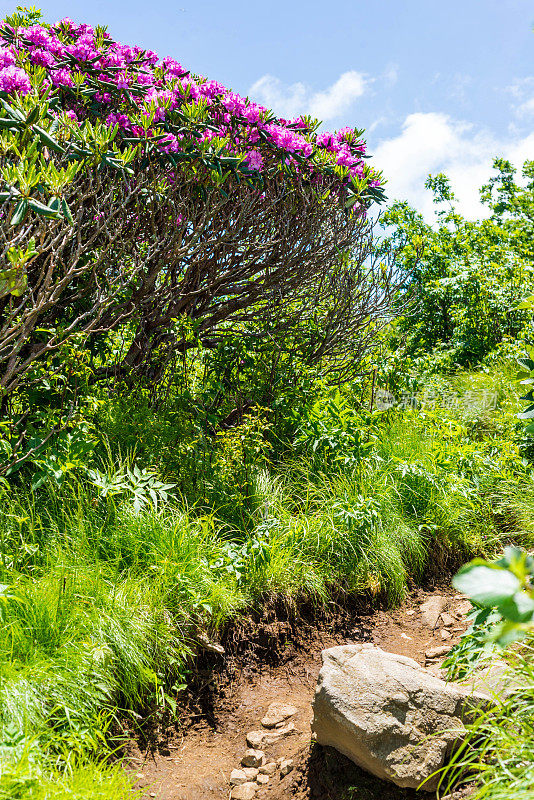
383, 160, 534, 370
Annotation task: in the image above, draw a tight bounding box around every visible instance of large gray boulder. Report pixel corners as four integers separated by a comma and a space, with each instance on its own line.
312, 644, 487, 791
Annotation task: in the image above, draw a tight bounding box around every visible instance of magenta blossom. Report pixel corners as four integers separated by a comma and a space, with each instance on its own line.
30, 48, 56, 67
51, 68, 74, 88
0, 47, 15, 69
245, 150, 264, 171
0, 12, 383, 201
0, 65, 31, 95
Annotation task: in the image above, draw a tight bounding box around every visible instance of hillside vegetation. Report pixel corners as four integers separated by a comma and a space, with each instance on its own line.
0, 7, 533, 799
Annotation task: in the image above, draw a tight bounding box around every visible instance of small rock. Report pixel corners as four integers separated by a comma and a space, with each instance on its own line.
195, 631, 225, 655
441, 629, 452, 640
400, 632, 412, 640
456, 600, 473, 616
246, 723, 296, 749
256, 774, 270, 785
425, 645, 451, 659
135, 773, 145, 779
261, 702, 298, 729
243, 768, 259, 780
241, 749, 264, 768
259, 762, 277, 775
440, 612, 456, 627
279, 759, 294, 777
231, 783, 257, 800
246, 731, 265, 749
420, 596, 449, 629
405, 609, 415, 615
230, 769, 248, 785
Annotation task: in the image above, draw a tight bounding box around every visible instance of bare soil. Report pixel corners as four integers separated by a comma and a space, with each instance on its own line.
125, 588, 474, 800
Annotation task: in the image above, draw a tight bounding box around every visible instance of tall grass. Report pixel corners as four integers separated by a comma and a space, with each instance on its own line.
1, 360, 533, 797
440, 647, 534, 800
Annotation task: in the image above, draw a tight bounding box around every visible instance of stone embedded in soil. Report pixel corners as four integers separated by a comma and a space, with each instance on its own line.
241, 749, 264, 768
231, 783, 257, 800
440, 612, 456, 627
441, 629, 452, 641
230, 769, 249, 785
456, 600, 473, 616
195, 631, 225, 655
312, 644, 489, 790
261, 702, 298, 728
425, 644, 451, 659
243, 768, 259, 780
420, 596, 449, 629
256, 774, 270, 785
258, 762, 277, 775
279, 758, 294, 777
246, 723, 296, 749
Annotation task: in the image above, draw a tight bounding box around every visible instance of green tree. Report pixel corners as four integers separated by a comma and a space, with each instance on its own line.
382, 161, 534, 371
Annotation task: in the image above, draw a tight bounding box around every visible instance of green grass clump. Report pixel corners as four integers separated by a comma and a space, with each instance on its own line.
440, 648, 534, 799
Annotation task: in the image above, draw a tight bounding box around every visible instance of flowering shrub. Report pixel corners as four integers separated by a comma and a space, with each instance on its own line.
0, 8, 395, 469
0, 11, 383, 211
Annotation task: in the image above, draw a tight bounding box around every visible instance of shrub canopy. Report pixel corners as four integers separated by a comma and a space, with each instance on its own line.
0, 10, 392, 415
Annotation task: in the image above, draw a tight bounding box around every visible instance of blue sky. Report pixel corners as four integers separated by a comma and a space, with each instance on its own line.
4, 0, 533, 217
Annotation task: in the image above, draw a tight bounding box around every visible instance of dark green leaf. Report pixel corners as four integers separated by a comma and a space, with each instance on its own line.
10, 198, 28, 226
28, 198, 61, 219
61, 198, 74, 224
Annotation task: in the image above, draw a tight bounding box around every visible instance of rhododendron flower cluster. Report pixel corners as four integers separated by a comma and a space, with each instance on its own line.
0, 16, 384, 209
0, 62, 31, 94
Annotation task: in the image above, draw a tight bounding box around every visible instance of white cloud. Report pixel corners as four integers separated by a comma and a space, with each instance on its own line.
517, 95, 534, 117
374, 112, 534, 220
248, 70, 367, 121
382, 64, 398, 88
507, 77, 534, 117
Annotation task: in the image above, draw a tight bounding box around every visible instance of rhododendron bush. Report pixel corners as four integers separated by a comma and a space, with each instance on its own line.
0, 8, 395, 409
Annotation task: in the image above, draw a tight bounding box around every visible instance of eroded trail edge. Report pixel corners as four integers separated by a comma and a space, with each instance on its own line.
126, 588, 474, 800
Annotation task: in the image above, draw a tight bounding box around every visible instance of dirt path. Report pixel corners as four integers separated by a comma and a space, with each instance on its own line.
127, 589, 473, 800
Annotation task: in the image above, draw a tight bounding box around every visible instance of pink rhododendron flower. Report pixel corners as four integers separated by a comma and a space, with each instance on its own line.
137, 72, 155, 87
0, 65, 31, 95
199, 80, 225, 99
51, 68, 74, 88
160, 56, 186, 77
0, 12, 382, 198
0, 48, 15, 69
30, 48, 55, 67
245, 150, 264, 171
21, 26, 52, 47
